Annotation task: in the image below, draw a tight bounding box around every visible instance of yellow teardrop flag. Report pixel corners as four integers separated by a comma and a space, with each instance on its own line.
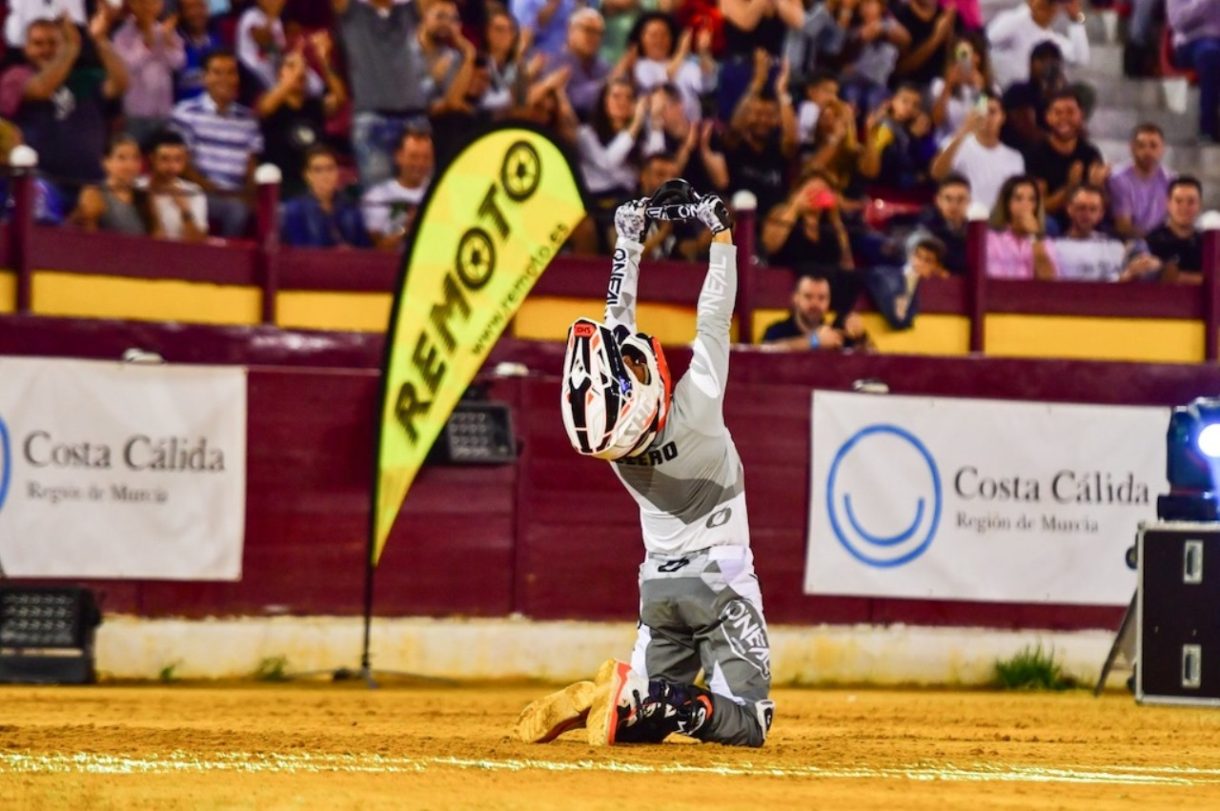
371, 126, 587, 565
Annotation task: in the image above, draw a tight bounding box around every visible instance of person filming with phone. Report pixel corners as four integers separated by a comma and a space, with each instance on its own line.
762, 169, 854, 272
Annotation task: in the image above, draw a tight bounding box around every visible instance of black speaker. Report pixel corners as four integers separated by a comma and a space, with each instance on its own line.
0, 586, 101, 684
1136, 523, 1220, 705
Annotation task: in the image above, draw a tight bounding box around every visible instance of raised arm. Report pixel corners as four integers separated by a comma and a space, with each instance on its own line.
605, 200, 647, 333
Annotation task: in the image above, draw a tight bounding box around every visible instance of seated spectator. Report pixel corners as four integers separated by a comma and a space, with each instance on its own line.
910, 173, 971, 275
511, 0, 581, 59
725, 53, 797, 220
0, 120, 66, 225
930, 95, 1024, 211
999, 40, 1067, 152
578, 77, 647, 248
783, 0, 847, 89
629, 12, 714, 121
114, 0, 186, 145
986, 0, 1088, 90
1052, 185, 1160, 282
280, 146, 371, 248
1147, 176, 1205, 283
1024, 90, 1104, 221
258, 36, 346, 199
761, 273, 871, 351
176, 0, 222, 103
857, 82, 935, 190
928, 34, 996, 145
170, 50, 262, 237
362, 129, 434, 252
549, 8, 615, 120
481, 5, 528, 116
0, 15, 128, 188
909, 234, 950, 279
1108, 123, 1173, 239
892, 0, 958, 88
70, 135, 152, 235
4, 0, 85, 49
762, 170, 854, 272
802, 95, 863, 193
986, 174, 1058, 279
140, 130, 208, 243
1167, 0, 1220, 143
838, 0, 910, 117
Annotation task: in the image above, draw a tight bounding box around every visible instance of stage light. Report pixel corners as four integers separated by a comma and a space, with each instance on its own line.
430, 402, 517, 464
1198, 424, 1220, 458
0, 586, 101, 684
1159, 397, 1220, 521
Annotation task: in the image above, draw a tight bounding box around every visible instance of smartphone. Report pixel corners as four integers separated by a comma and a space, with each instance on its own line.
807, 188, 837, 210
956, 44, 972, 66
974, 94, 989, 114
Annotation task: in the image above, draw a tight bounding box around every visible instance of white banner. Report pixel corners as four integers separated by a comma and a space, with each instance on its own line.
0, 357, 246, 580
805, 391, 1166, 605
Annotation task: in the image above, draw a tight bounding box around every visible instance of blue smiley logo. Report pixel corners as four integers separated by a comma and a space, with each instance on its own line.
825, 424, 942, 568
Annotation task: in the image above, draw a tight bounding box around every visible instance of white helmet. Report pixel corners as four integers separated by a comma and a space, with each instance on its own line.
561, 318, 673, 460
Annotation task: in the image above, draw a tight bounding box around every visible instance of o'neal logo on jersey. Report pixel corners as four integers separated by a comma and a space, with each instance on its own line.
616, 440, 679, 467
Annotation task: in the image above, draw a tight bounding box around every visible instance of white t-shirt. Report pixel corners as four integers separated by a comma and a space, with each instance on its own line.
929, 78, 983, 146
138, 177, 209, 240
986, 4, 1090, 89
361, 177, 428, 237
947, 134, 1026, 211
1052, 233, 1128, 281
633, 58, 706, 122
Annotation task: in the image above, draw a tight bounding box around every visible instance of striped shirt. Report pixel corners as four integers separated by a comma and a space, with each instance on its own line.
170, 93, 263, 191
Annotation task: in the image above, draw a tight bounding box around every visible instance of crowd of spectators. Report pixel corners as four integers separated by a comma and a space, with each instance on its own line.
0, 0, 1217, 347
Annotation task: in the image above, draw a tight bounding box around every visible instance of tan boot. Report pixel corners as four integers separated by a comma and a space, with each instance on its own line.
514, 679, 597, 743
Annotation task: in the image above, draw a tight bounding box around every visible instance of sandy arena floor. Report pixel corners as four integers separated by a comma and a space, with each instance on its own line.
2, 682, 1219, 810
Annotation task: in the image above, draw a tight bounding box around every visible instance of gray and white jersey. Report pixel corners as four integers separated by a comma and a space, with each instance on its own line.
604, 237, 750, 557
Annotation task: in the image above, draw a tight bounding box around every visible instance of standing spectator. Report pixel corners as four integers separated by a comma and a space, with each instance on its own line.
986, 0, 1089, 90
857, 82, 934, 190
237, 0, 323, 97
761, 273, 871, 350
361, 129, 435, 252
795, 69, 839, 153
930, 96, 1024, 211
783, 0, 847, 88
911, 173, 971, 276
761, 170, 854, 271
140, 130, 208, 243
549, 9, 614, 120
334, 0, 462, 186
481, 5, 528, 116
999, 40, 1066, 152
4, 0, 84, 48
512, 0, 580, 59
257, 35, 346, 199
515, 68, 580, 146
725, 50, 796, 220
176, 0, 222, 102
114, 0, 187, 145
892, 0, 957, 88
1024, 90, 1104, 221
601, 0, 667, 64
928, 34, 995, 144
170, 50, 262, 236
1168, 0, 1220, 143
70, 135, 152, 235
629, 12, 715, 121
1052, 185, 1160, 281
0, 14, 129, 188
636, 150, 705, 260
1147, 176, 1205, 282
578, 77, 648, 248
643, 84, 729, 194
986, 174, 1058, 279
837, 0, 910, 117
1108, 123, 1173, 239
717, 0, 804, 118
803, 95, 863, 192
280, 146, 370, 248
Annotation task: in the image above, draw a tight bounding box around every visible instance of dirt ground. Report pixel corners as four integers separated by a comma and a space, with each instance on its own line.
2, 682, 1219, 810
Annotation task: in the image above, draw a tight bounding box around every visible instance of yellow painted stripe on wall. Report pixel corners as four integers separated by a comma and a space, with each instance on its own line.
513, 297, 710, 343
33, 271, 261, 325
277, 291, 393, 333
0, 270, 14, 314
985, 314, 1204, 364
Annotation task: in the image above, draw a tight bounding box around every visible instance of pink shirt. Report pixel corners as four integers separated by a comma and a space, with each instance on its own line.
113, 21, 186, 118
986, 229, 1059, 279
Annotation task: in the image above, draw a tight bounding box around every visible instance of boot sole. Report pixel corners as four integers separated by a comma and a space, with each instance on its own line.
586, 659, 632, 746
514, 680, 596, 743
